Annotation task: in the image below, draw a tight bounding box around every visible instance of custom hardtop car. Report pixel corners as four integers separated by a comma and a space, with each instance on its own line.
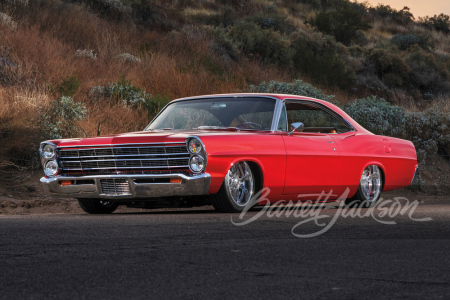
40, 93, 417, 213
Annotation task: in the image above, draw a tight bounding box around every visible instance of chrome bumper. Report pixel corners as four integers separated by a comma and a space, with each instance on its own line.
40, 173, 211, 200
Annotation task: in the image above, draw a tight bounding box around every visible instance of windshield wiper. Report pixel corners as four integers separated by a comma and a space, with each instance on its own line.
196, 126, 240, 131
150, 128, 174, 131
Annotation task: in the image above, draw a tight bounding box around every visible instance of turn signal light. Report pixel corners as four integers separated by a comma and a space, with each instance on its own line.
170, 178, 182, 184
59, 180, 73, 186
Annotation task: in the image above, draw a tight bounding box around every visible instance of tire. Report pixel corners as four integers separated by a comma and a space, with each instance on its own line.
77, 199, 119, 214
345, 165, 383, 208
210, 161, 256, 213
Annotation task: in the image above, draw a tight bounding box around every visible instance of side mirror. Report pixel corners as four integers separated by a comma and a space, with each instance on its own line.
288, 122, 304, 135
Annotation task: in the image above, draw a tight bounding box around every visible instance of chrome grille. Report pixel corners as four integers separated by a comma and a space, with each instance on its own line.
58, 143, 189, 172
100, 179, 131, 196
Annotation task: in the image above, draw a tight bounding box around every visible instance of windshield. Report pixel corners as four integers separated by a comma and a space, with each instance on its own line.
145, 97, 276, 131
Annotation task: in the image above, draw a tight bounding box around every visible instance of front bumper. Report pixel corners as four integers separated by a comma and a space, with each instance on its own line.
40, 173, 211, 200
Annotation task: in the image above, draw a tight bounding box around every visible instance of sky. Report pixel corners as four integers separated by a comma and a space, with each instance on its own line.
360, 0, 450, 18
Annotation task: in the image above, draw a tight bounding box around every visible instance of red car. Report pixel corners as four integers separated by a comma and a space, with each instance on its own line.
39, 94, 417, 214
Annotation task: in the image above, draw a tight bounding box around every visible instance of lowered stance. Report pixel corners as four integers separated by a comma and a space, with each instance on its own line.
40, 94, 417, 213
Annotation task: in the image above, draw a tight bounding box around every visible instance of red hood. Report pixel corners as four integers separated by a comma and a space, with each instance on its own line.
47, 129, 266, 147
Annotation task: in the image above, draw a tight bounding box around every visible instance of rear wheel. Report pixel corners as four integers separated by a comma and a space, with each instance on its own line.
210, 161, 256, 213
345, 165, 383, 208
77, 199, 119, 214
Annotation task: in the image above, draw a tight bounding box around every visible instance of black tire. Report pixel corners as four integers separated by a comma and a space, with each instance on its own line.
345, 165, 383, 208
210, 161, 256, 213
77, 199, 119, 214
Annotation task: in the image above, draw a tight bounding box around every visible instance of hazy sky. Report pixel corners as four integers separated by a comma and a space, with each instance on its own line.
361, 0, 450, 18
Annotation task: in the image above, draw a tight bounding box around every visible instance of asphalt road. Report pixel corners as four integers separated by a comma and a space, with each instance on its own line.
0, 197, 449, 299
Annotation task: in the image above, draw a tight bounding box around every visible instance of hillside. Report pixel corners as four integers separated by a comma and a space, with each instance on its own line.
0, 0, 449, 194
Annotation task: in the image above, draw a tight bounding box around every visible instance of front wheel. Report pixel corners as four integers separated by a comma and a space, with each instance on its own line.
77, 199, 119, 214
210, 161, 256, 213
345, 165, 383, 208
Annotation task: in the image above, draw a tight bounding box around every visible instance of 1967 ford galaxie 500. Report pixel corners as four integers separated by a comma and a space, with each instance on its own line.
39, 93, 417, 214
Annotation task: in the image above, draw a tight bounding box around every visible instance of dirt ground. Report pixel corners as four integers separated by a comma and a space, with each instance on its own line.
0, 172, 448, 215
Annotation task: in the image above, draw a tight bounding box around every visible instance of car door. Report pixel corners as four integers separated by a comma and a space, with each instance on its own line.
282, 133, 340, 195
278, 100, 349, 197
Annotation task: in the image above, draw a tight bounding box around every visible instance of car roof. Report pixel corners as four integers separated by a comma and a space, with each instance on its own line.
172, 93, 367, 133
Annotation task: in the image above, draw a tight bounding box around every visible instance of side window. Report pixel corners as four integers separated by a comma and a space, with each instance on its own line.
277, 104, 287, 131
285, 102, 350, 133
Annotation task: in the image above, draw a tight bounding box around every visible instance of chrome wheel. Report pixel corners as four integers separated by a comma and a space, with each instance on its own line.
360, 165, 382, 202
225, 161, 254, 207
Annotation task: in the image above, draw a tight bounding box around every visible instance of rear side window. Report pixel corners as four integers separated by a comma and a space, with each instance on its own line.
283, 101, 351, 133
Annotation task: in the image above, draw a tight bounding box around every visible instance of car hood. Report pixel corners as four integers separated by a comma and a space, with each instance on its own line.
48, 129, 267, 148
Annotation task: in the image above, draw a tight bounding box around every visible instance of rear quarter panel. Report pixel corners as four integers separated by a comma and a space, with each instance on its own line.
335, 133, 417, 197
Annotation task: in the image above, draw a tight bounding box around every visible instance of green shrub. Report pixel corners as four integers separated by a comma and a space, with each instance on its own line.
189, 5, 234, 27
67, 0, 132, 21
405, 46, 449, 94
249, 80, 335, 102
43, 96, 87, 139
291, 37, 355, 89
57, 74, 81, 97
368, 5, 414, 26
365, 49, 410, 88
391, 33, 433, 51
245, 13, 295, 34
405, 107, 450, 162
342, 96, 406, 136
89, 75, 168, 113
228, 20, 291, 65
419, 13, 450, 34
307, 8, 371, 46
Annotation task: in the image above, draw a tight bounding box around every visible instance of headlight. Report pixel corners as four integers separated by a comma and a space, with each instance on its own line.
189, 155, 204, 173
41, 144, 56, 159
188, 138, 203, 154
44, 160, 59, 176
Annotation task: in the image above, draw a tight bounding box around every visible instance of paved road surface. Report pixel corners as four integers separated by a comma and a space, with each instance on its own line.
0, 198, 449, 299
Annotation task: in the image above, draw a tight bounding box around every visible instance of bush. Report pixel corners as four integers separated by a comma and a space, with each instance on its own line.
89, 75, 167, 114
228, 20, 291, 65
43, 96, 87, 139
342, 96, 406, 136
391, 33, 433, 51
405, 46, 449, 95
245, 13, 295, 34
67, 0, 132, 21
307, 8, 371, 46
291, 37, 355, 89
405, 108, 450, 162
115, 53, 141, 64
57, 74, 81, 97
368, 5, 414, 25
365, 49, 410, 88
249, 79, 335, 102
419, 13, 450, 34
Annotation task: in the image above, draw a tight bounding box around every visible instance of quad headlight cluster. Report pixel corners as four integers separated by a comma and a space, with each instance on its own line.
39, 143, 59, 177
186, 137, 206, 173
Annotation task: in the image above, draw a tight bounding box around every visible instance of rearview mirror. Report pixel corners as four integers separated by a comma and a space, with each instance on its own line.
288, 122, 304, 135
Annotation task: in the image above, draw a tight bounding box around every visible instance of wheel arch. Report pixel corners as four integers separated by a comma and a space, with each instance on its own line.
360, 161, 386, 191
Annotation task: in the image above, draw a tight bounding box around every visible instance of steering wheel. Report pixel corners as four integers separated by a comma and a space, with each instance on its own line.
237, 122, 265, 130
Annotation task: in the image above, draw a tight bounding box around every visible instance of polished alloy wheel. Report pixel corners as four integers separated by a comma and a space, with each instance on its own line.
360, 165, 382, 202
225, 161, 254, 206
